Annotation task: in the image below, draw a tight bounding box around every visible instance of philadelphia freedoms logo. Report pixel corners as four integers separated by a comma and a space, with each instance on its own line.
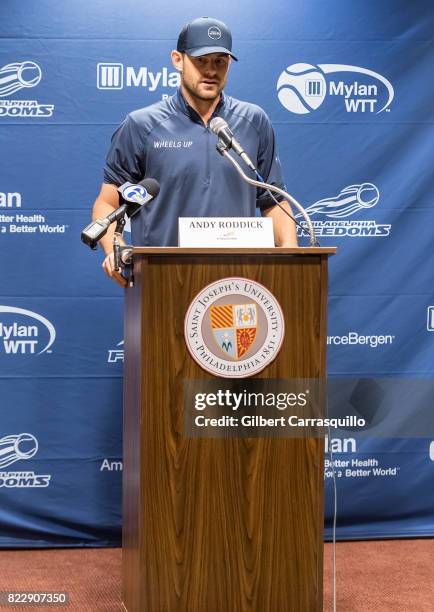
0, 433, 38, 469
0, 61, 41, 96
184, 278, 285, 378
296, 182, 391, 238
0, 61, 54, 117
0, 433, 51, 488
277, 63, 394, 114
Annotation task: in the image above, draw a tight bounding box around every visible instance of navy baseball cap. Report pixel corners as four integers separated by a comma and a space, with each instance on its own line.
177, 17, 238, 61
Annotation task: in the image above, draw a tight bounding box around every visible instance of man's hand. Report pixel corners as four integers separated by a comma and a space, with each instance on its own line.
91, 183, 128, 288
263, 201, 298, 247
102, 251, 127, 288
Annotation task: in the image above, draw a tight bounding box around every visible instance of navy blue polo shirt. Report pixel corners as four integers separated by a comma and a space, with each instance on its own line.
104, 88, 286, 246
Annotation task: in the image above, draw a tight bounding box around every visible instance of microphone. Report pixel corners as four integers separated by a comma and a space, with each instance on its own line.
209, 117, 256, 171
117, 178, 160, 217
81, 178, 160, 249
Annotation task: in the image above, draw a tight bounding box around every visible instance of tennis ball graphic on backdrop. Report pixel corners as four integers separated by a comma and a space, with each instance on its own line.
0, 433, 38, 469
277, 63, 327, 114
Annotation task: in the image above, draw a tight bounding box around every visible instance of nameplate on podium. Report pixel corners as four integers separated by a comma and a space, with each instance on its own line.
178, 217, 274, 247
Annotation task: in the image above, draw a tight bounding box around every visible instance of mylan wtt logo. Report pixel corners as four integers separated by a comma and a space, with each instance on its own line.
97, 63, 180, 92
97, 63, 123, 89
277, 63, 394, 115
0, 306, 56, 355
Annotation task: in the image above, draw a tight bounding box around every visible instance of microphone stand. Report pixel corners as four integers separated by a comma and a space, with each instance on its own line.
216, 141, 318, 246
113, 216, 126, 272
119, 245, 135, 288
113, 217, 136, 288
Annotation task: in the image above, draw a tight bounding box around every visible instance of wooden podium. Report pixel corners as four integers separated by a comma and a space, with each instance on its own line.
122, 247, 335, 612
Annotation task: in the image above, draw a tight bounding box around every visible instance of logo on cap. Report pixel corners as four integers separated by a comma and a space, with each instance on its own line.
208, 26, 222, 40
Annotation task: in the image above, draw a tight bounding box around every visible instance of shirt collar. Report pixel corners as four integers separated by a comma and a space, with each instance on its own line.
174, 87, 226, 123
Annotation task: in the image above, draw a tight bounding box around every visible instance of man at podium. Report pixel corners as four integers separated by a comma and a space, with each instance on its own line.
91, 16, 297, 287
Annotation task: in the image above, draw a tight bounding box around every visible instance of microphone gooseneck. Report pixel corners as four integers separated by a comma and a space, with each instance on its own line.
211, 120, 318, 245
216, 146, 317, 246
210, 117, 257, 171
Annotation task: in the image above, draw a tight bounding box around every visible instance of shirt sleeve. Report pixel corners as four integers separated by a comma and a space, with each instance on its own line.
103, 114, 146, 186
255, 112, 287, 210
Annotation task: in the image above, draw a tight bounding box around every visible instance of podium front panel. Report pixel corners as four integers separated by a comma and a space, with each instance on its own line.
123, 250, 331, 612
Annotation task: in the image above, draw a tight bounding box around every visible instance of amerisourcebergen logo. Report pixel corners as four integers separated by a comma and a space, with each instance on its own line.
0, 306, 56, 355
97, 63, 180, 92
0, 433, 51, 488
327, 332, 395, 348
277, 63, 394, 115
184, 277, 285, 378
0, 61, 54, 118
296, 182, 391, 238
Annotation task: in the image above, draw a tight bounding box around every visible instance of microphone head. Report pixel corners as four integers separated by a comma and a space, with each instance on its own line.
210, 116, 228, 136
140, 177, 160, 198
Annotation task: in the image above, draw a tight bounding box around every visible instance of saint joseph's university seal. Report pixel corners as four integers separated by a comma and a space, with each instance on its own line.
184, 277, 285, 378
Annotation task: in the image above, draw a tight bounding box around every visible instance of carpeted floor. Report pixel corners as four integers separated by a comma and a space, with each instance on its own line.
0, 540, 433, 611
323, 540, 434, 611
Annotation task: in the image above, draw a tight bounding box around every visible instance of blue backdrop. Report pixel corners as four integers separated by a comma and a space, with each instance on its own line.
0, 0, 433, 546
